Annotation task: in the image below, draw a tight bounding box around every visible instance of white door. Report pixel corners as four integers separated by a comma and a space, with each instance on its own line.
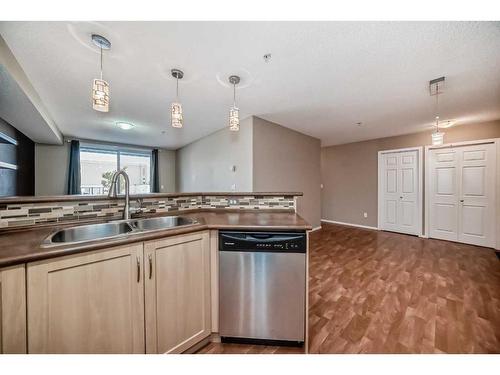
379, 150, 420, 235
429, 143, 496, 247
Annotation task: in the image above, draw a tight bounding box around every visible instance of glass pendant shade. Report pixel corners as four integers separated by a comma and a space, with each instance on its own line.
92, 78, 110, 112
228, 75, 241, 131
429, 78, 446, 147
229, 106, 240, 131
171, 102, 183, 128
431, 131, 444, 145
170, 69, 184, 129
91, 35, 111, 113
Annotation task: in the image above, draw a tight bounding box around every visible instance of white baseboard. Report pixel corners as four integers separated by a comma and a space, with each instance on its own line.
321, 219, 378, 231
309, 226, 322, 232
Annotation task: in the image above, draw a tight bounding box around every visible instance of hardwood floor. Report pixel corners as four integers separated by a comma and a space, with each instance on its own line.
197, 342, 304, 354
197, 223, 500, 354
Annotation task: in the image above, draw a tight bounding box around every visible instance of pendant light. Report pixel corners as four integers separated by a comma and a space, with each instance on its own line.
91, 34, 111, 112
430, 76, 445, 146
228, 75, 240, 131
171, 69, 184, 128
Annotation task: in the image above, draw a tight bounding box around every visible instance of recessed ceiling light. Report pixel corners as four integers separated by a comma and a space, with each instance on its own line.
116, 122, 135, 130
263, 53, 272, 63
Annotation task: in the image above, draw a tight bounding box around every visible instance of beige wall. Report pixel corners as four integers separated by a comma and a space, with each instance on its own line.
253, 117, 322, 228
175, 116, 322, 227
35, 143, 70, 195
321, 120, 500, 227
158, 150, 176, 193
176, 117, 253, 192
35, 143, 176, 196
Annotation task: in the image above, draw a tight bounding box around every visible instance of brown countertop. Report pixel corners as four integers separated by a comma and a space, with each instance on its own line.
0, 210, 311, 267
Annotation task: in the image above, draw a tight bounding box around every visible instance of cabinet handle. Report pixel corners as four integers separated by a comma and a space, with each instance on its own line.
148, 254, 153, 279
460, 199, 464, 203
136, 256, 140, 283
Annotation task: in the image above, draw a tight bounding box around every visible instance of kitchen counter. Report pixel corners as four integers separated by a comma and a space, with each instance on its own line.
0, 210, 311, 267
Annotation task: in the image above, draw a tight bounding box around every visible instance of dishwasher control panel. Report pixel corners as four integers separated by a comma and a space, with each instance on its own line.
219, 231, 306, 253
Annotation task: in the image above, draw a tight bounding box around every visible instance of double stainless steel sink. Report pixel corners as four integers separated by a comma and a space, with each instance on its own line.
42, 216, 198, 247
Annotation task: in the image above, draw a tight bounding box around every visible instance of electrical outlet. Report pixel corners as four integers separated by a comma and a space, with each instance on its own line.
320, 184, 324, 189
363, 212, 368, 218
231, 184, 236, 191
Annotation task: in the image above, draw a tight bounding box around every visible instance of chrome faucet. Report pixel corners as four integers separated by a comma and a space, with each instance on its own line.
108, 169, 131, 220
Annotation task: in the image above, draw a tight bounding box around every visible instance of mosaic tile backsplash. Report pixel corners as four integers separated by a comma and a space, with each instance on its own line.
0, 195, 296, 229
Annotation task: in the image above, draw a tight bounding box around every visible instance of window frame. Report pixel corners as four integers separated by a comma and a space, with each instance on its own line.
79, 142, 153, 195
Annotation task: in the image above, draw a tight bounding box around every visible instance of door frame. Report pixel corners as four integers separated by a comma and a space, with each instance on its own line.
377, 146, 424, 236
424, 138, 500, 249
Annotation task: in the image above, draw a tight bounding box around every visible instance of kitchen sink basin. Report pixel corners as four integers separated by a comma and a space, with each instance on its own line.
48, 221, 134, 244
130, 216, 197, 231
43, 216, 199, 246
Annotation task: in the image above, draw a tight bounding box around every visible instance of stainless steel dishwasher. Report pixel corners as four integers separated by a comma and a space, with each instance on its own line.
219, 231, 307, 345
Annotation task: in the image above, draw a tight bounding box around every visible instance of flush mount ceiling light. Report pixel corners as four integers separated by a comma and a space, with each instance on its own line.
429, 76, 445, 146
116, 122, 135, 130
440, 120, 456, 128
171, 69, 184, 128
228, 75, 240, 131
91, 34, 111, 113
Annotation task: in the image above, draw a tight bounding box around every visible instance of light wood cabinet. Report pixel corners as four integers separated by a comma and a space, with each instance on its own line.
0, 265, 27, 354
144, 231, 211, 354
27, 244, 145, 353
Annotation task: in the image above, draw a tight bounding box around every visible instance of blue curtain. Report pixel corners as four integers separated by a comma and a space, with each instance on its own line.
67, 140, 81, 195
151, 148, 160, 193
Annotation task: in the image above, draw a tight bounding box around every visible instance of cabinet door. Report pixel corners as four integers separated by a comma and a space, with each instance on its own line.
144, 231, 211, 354
0, 265, 27, 354
27, 244, 145, 353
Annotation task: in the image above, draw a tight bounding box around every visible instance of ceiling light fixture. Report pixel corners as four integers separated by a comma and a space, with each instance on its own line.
171, 69, 184, 128
91, 34, 111, 112
228, 75, 240, 132
440, 120, 455, 129
429, 76, 445, 146
116, 122, 135, 130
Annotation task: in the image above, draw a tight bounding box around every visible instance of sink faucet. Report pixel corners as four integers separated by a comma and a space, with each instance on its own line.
108, 169, 131, 220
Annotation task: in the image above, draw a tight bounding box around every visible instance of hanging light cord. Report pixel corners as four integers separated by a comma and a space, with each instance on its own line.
233, 81, 236, 107
176, 75, 179, 101
99, 47, 103, 80
435, 83, 440, 132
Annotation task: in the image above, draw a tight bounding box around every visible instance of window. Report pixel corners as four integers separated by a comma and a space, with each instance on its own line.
80, 144, 152, 195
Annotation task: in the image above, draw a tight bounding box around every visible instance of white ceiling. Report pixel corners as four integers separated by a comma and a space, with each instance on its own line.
0, 21, 499, 148
0, 65, 59, 143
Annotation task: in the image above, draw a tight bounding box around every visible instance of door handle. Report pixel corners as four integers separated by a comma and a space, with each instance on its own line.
136, 256, 140, 283
148, 254, 153, 279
